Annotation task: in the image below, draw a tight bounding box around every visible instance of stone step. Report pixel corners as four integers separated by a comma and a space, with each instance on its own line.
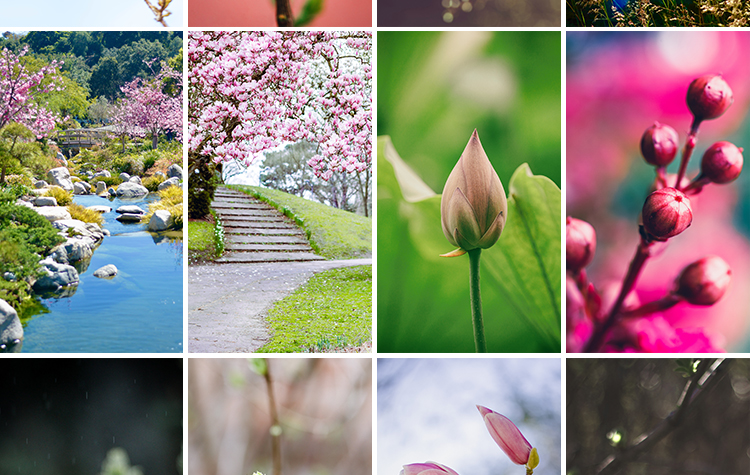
225, 243, 314, 252
224, 222, 295, 230
225, 227, 303, 236
214, 209, 280, 218
212, 202, 275, 210
216, 251, 325, 263
227, 234, 308, 244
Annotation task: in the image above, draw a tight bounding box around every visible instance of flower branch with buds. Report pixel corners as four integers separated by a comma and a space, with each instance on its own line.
568, 74, 742, 353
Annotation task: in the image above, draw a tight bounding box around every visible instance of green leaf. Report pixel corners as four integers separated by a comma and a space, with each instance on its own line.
248, 358, 267, 375
295, 0, 324, 26
377, 137, 561, 352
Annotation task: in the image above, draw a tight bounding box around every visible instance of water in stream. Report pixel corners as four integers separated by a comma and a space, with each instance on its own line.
20, 194, 183, 353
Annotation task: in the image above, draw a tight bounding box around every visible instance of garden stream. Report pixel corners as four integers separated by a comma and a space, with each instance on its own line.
21, 194, 183, 353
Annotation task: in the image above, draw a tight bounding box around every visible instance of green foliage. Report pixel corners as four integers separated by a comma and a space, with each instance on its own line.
295, 0, 325, 26
567, 0, 750, 26
142, 174, 166, 192
89, 57, 122, 101
141, 149, 162, 171
257, 266, 372, 353
142, 185, 183, 230
188, 154, 218, 219
113, 154, 144, 176
44, 186, 73, 206
377, 137, 561, 352
187, 220, 216, 263
0, 227, 46, 306
67, 203, 104, 226
0, 203, 65, 254
95, 175, 124, 188
0, 183, 32, 203
230, 185, 372, 260
248, 358, 268, 376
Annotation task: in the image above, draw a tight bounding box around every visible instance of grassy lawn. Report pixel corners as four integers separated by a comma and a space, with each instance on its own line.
257, 265, 372, 353
228, 185, 372, 260
188, 219, 216, 264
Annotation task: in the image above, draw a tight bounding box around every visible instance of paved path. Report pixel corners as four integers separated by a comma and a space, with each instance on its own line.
188, 258, 372, 353
213, 186, 325, 263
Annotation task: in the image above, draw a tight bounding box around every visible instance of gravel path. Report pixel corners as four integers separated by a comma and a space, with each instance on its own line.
188, 258, 372, 353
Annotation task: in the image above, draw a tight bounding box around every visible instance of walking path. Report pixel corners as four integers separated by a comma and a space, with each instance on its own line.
212, 186, 325, 263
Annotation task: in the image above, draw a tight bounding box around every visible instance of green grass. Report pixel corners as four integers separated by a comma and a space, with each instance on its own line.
228, 185, 372, 260
567, 0, 750, 26
257, 265, 372, 353
188, 220, 216, 264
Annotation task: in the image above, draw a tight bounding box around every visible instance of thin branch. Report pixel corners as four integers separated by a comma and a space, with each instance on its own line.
263, 358, 282, 475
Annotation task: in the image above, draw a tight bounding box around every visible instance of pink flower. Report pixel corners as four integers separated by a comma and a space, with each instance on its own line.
401, 462, 460, 475
477, 406, 532, 465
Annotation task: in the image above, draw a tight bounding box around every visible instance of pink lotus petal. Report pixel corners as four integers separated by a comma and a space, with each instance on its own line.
477, 405, 532, 465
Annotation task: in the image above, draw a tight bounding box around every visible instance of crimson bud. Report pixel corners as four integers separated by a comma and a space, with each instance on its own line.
687, 74, 733, 122
640, 122, 679, 167
700, 141, 744, 184
675, 255, 731, 306
642, 187, 692, 239
566, 217, 596, 272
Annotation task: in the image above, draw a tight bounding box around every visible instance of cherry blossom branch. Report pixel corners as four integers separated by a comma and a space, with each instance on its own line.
144, 0, 172, 27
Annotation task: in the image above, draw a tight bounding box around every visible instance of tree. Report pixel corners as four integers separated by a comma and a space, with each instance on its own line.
89, 56, 121, 101
0, 122, 35, 184
113, 61, 182, 150
188, 31, 372, 188
0, 46, 62, 137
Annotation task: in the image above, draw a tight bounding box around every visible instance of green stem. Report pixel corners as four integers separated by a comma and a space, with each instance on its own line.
468, 248, 487, 353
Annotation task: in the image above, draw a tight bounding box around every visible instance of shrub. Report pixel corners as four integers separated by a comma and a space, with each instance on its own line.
112, 154, 145, 176
0, 184, 32, 203
142, 174, 166, 192
67, 203, 104, 227
92, 175, 123, 188
142, 184, 184, 230
4, 173, 34, 188
141, 149, 162, 171
188, 154, 217, 219
44, 186, 73, 206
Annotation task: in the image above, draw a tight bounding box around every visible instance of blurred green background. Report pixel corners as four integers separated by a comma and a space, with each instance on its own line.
377, 31, 562, 353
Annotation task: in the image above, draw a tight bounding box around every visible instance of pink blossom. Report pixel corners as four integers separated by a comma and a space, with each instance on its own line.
476, 406, 532, 465
401, 462, 460, 475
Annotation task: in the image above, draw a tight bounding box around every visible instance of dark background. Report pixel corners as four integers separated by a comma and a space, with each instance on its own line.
377, 0, 560, 27
0, 358, 182, 475
567, 359, 750, 475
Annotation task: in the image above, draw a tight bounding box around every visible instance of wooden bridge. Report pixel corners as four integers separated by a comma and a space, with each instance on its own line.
56, 128, 108, 152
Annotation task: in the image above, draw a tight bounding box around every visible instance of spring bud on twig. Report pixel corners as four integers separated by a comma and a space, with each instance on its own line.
640, 122, 679, 167
687, 74, 733, 122
566, 217, 596, 272
641, 187, 692, 240
675, 255, 732, 306
700, 141, 744, 184
477, 405, 537, 469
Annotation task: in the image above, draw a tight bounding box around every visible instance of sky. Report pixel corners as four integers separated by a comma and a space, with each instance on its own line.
378, 358, 561, 475
3, 0, 184, 28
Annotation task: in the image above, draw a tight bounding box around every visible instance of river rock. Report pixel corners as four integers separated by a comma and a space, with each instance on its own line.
128, 176, 142, 185
0, 299, 23, 348
119, 172, 131, 182
154, 171, 166, 179
158, 177, 181, 190
148, 209, 173, 231
34, 196, 57, 207
3, 272, 15, 281
73, 182, 88, 195
95, 181, 107, 195
93, 264, 118, 278
116, 205, 145, 215
88, 205, 111, 213
15, 199, 33, 208
56, 151, 68, 166
93, 170, 111, 180
34, 206, 72, 222
116, 213, 143, 223
33, 258, 79, 292
47, 167, 74, 192
116, 182, 148, 198
167, 164, 183, 180
34, 180, 48, 189
108, 187, 116, 197
49, 220, 105, 264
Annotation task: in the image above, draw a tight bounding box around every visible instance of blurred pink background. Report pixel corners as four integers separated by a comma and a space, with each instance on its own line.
188, 0, 372, 27
567, 31, 750, 351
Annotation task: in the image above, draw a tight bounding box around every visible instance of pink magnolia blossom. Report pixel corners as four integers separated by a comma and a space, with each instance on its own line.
0, 46, 62, 136
188, 31, 371, 180
477, 405, 532, 466
401, 462, 460, 475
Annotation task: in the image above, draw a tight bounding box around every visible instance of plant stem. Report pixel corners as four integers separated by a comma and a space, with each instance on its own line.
675, 117, 701, 189
584, 237, 654, 352
468, 248, 487, 353
276, 0, 294, 26
263, 358, 282, 475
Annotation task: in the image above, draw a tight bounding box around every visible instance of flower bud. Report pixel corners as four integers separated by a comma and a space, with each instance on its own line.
566, 217, 596, 272
640, 122, 679, 167
641, 187, 692, 239
401, 462, 460, 475
675, 255, 731, 306
687, 74, 733, 122
700, 141, 744, 184
441, 129, 507, 252
477, 405, 533, 466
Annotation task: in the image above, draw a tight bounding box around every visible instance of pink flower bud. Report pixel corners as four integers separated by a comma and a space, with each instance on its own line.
566, 217, 596, 272
640, 122, 679, 167
700, 141, 744, 184
675, 255, 732, 306
687, 74, 733, 122
477, 405, 532, 465
401, 462, 460, 475
641, 187, 692, 239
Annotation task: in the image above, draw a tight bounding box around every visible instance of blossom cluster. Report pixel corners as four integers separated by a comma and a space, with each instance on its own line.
188, 31, 372, 180
0, 46, 63, 137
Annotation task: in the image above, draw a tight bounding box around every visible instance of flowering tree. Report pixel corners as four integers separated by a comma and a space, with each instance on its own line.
0, 46, 62, 138
114, 61, 182, 150
188, 31, 372, 190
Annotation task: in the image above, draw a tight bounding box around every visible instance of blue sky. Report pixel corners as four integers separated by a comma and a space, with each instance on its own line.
3, 0, 183, 28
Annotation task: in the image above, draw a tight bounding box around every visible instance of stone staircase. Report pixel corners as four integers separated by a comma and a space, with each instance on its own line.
212, 186, 325, 263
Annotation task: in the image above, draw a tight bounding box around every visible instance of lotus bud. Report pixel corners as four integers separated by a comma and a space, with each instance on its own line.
640, 122, 679, 167
477, 405, 536, 467
700, 141, 744, 184
566, 217, 596, 272
675, 255, 731, 306
440, 129, 507, 254
401, 462, 460, 475
641, 187, 692, 240
687, 74, 733, 122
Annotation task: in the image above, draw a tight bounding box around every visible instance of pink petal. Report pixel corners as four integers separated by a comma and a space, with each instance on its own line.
477, 406, 532, 465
